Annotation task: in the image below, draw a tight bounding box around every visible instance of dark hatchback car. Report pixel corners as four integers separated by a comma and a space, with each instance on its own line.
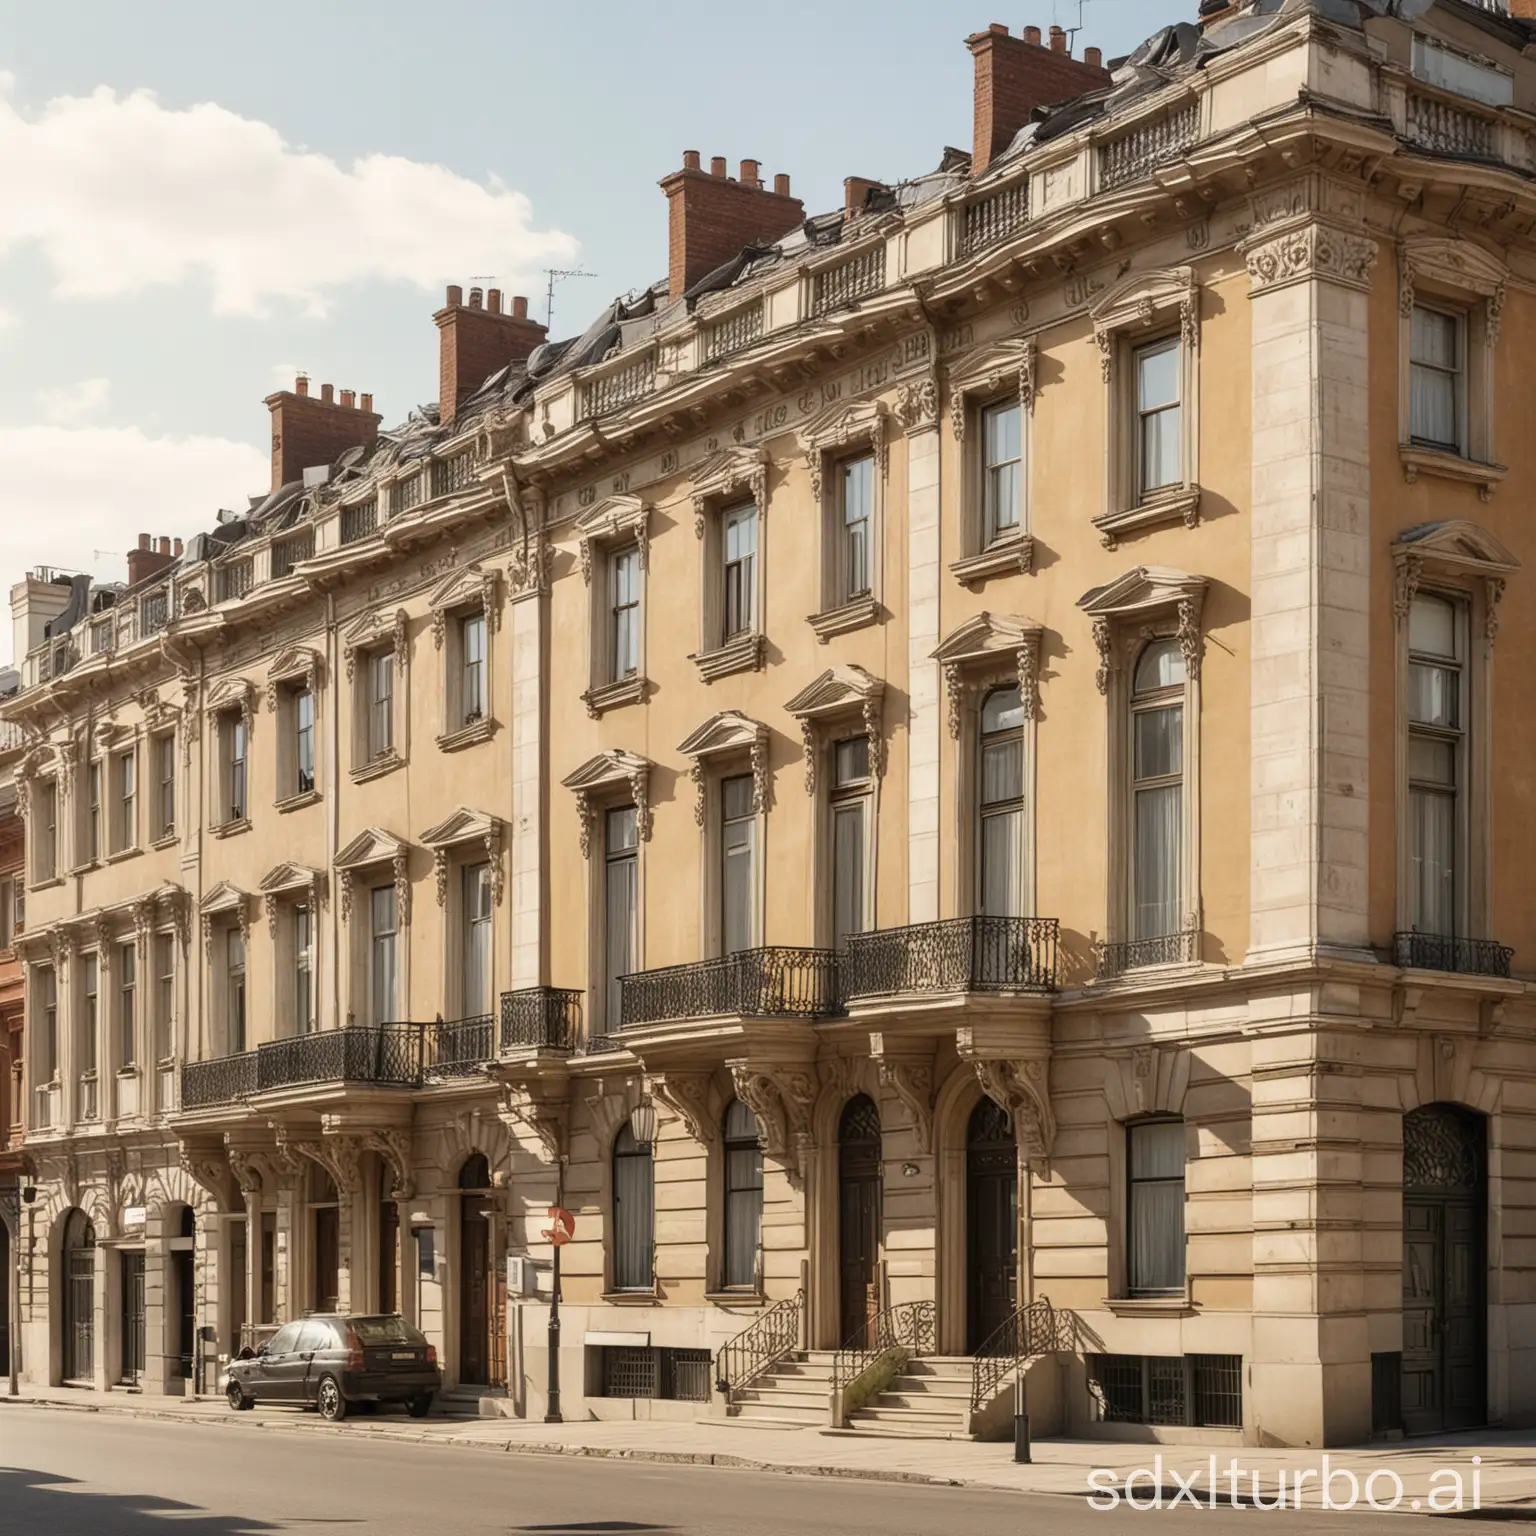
226, 1314, 439, 1421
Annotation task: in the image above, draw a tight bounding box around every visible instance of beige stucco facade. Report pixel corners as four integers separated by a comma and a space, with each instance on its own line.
4, 0, 1536, 1447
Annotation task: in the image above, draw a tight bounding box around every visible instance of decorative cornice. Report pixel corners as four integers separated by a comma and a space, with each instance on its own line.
1242, 222, 1377, 295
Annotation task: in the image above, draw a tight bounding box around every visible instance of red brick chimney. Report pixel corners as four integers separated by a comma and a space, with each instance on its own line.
967, 22, 1113, 174
660, 151, 806, 302
263, 376, 382, 493
127, 533, 178, 588
434, 285, 547, 427
844, 177, 887, 220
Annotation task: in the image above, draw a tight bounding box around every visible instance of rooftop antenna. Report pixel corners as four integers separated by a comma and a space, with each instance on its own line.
1058, 0, 1095, 51
544, 267, 595, 333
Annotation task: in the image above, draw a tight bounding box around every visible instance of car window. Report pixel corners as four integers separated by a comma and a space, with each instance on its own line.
266, 1323, 303, 1355
348, 1316, 426, 1346
297, 1320, 336, 1354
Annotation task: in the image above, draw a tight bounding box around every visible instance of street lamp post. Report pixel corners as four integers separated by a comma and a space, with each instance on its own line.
545, 1239, 561, 1425
0, 1188, 20, 1398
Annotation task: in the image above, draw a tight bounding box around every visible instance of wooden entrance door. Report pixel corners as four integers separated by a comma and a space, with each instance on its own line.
966, 1097, 1018, 1355
459, 1154, 491, 1386
120, 1251, 146, 1385
1402, 1104, 1486, 1435
313, 1207, 340, 1313
838, 1095, 882, 1346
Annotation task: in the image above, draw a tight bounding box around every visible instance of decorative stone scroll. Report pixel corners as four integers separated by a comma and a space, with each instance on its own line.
931, 612, 1044, 739
562, 750, 654, 858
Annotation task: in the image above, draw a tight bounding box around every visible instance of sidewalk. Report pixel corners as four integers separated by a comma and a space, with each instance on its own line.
4, 1385, 1534, 1511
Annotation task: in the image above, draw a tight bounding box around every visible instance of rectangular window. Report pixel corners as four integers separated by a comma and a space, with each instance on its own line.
1410, 305, 1464, 454
721, 775, 757, 956
368, 651, 395, 760
1127, 1119, 1186, 1297
722, 505, 757, 641
87, 760, 102, 863
840, 455, 874, 601
604, 808, 639, 1029
610, 547, 641, 682
1130, 643, 1186, 942
227, 928, 247, 1053
225, 715, 248, 823
831, 737, 870, 949
1408, 593, 1465, 937
294, 905, 314, 1035
294, 689, 316, 794
154, 933, 175, 1061
461, 613, 487, 725
1088, 1354, 1241, 1430
979, 689, 1026, 918
462, 862, 493, 1017
1135, 339, 1182, 499
39, 967, 58, 1081
116, 749, 136, 851
0, 877, 13, 951
118, 942, 137, 1069
981, 400, 1022, 542
82, 952, 100, 1082
370, 886, 398, 1026
37, 779, 58, 880
154, 734, 176, 839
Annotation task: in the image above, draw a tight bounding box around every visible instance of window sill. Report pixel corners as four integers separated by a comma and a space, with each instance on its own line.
1102, 1295, 1197, 1318
351, 751, 404, 785
275, 789, 321, 815
705, 1291, 768, 1308
807, 597, 881, 642
437, 718, 494, 753
1400, 445, 1507, 502
104, 846, 142, 866
150, 833, 178, 851
690, 633, 765, 682
950, 535, 1036, 589
601, 1289, 662, 1306
210, 818, 251, 840
27, 877, 64, 893
1094, 488, 1201, 551
582, 674, 648, 719
115, 1066, 139, 1080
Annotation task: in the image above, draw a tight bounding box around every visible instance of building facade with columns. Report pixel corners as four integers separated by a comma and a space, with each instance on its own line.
5, 0, 1536, 1446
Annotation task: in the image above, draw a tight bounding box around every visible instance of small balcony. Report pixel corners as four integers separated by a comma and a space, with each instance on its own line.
619, 946, 842, 1029
424, 1014, 495, 1079
179, 1024, 427, 1111
1393, 931, 1513, 980
842, 916, 1058, 1002
1096, 929, 1199, 982
500, 987, 583, 1053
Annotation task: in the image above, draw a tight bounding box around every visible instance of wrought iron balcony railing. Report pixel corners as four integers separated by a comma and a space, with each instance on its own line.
842, 915, 1058, 1000
1393, 931, 1514, 979
340, 498, 379, 544
1096, 929, 1200, 981
499, 987, 583, 1052
619, 946, 842, 1028
181, 1049, 259, 1110
179, 1024, 427, 1109
424, 1014, 495, 1078
270, 528, 314, 580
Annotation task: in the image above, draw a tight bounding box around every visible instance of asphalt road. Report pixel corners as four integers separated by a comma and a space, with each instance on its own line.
0, 1411, 1435, 1536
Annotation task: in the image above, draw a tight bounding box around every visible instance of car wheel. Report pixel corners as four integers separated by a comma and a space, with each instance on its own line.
316, 1374, 348, 1422
406, 1392, 433, 1419
227, 1380, 251, 1412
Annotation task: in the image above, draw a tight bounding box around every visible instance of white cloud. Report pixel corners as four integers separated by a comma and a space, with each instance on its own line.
0, 422, 267, 666
40, 375, 110, 425
0, 76, 580, 317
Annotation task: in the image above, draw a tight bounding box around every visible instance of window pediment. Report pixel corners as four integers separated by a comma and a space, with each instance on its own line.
1399, 237, 1509, 310
266, 646, 322, 712
200, 880, 251, 953
690, 445, 768, 536
1393, 520, 1518, 640
419, 806, 502, 908
1079, 566, 1209, 692
204, 676, 255, 730
947, 337, 1038, 439
427, 563, 500, 647
795, 401, 888, 500
575, 495, 650, 586
784, 666, 886, 793
334, 826, 410, 926
258, 862, 325, 935
933, 613, 1044, 738
342, 607, 409, 681
677, 711, 769, 822
1091, 266, 1199, 380
561, 749, 654, 857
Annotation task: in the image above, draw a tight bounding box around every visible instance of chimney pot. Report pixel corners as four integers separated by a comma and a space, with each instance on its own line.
773, 172, 791, 195
320, 383, 334, 404
1085, 45, 1102, 67
1024, 24, 1041, 43
1049, 24, 1067, 51
487, 288, 502, 314
157, 536, 171, 557
295, 374, 309, 396
710, 155, 727, 177
740, 158, 760, 187
173, 538, 184, 557
468, 287, 483, 308
360, 393, 373, 413
988, 20, 1008, 33
512, 295, 529, 320
446, 284, 463, 308
137, 534, 151, 552
340, 389, 356, 408
683, 149, 701, 171
663, 154, 805, 301
265, 378, 379, 493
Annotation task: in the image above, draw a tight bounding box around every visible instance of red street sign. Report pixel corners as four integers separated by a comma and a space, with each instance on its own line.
543, 1206, 576, 1246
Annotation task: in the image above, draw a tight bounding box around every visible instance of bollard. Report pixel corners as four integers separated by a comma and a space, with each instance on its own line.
1014, 1410, 1032, 1463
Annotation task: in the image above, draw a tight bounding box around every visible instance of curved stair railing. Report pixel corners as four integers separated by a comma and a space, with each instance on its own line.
969, 1296, 1058, 1414
832, 1300, 937, 1398
714, 1289, 804, 1400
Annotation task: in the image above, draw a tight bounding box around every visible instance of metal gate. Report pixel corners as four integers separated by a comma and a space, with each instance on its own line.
120, 1251, 146, 1385
64, 1238, 95, 1382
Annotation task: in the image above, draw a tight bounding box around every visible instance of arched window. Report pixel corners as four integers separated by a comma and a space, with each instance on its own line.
459, 1153, 491, 1190
1126, 1116, 1185, 1297
612, 1125, 654, 1293
978, 686, 1026, 917
1130, 640, 1186, 941
722, 1099, 763, 1291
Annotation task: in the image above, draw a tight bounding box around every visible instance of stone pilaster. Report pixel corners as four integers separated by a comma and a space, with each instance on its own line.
509, 534, 548, 988
905, 403, 942, 925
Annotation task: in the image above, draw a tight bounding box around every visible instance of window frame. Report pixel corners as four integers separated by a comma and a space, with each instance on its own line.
1405, 592, 1467, 940
32, 775, 60, 884
225, 925, 247, 1055
1128, 640, 1188, 945
368, 883, 399, 1026
602, 806, 640, 1033
117, 938, 138, 1072
693, 497, 768, 681
1132, 336, 1184, 505
575, 494, 651, 716
427, 565, 499, 751
85, 758, 103, 866
216, 711, 249, 829
719, 772, 760, 958
112, 745, 138, 856
153, 930, 176, 1064
1408, 303, 1467, 457
976, 686, 1028, 920
797, 402, 887, 637
828, 735, 874, 950
720, 1098, 765, 1293
292, 902, 316, 1036
458, 859, 494, 1020
610, 1124, 656, 1295
151, 731, 176, 843
1125, 1116, 1188, 1300
344, 608, 410, 780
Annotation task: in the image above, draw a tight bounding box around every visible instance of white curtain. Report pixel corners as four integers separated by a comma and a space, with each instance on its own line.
462, 863, 492, 1016
722, 778, 756, 955
723, 1101, 764, 1289
612, 1128, 654, 1291
832, 801, 866, 947
1129, 1120, 1185, 1295
370, 886, 396, 1025
1410, 308, 1459, 447
605, 850, 637, 1027
1410, 786, 1456, 935
1134, 785, 1182, 940
980, 807, 1022, 919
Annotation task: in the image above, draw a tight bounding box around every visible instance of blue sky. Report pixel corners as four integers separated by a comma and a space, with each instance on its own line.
0, 0, 1165, 663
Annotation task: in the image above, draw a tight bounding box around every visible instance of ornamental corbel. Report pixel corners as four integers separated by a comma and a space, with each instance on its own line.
361, 1129, 414, 1198
1180, 298, 1199, 351
485, 825, 504, 906
393, 850, 411, 928
870, 1038, 934, 1152
750, 736, 769, 813
431, 609, 447, 651
433, 847, 449, 908
479, 568, 501, 634
691, 760, 708, 827
1092, 617, 1114, 696
338, 869, 355, 924
969, 1056, 1055, 1165
729, 1065, 788, 1164
628, 772, 652, 844
944, 662, 965, 741
1016, 640, 1040, 722
264, 892, 279, 938
496, 1085, 565, 1165
1488, 283, 1507, 351
575, 792, 594, 860
1095, 328, 1115, 384
894, 374, 939, 433
862, 696, 886, 779
1393, 554, 1423, 628
1485, 576, 1506, 657
1176, 598, 1202, 682
645, 1072, 716, 1149
800, 719, 817, 796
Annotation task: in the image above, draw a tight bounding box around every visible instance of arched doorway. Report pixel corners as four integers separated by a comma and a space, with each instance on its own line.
966, 1097, 1018, 1354
837, 1095, 882, 1346
170, 1207, 196, 1380
458, 1155, 491, 1386
1402, 1103, 1486, 1434
61, 1209, 96, 1384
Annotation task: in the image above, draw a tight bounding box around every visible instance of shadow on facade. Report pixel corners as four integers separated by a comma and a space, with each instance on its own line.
0, 1467, 287, 1536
